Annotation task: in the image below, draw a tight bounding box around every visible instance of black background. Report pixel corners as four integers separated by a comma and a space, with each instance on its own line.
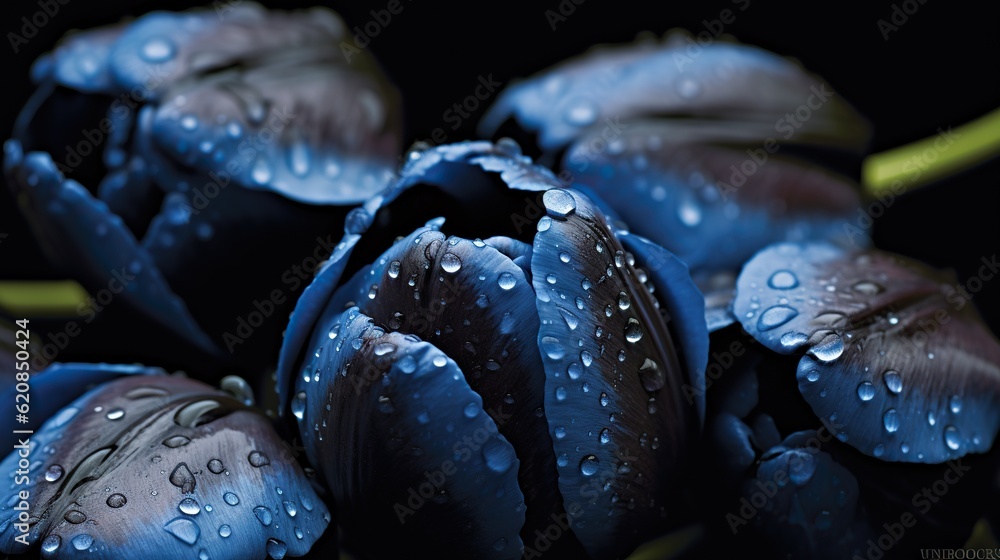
1, 0, 998, 332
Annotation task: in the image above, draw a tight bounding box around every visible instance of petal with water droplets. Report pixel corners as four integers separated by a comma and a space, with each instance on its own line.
734, 242, 1000, 462
292, 308, 525, 559
531, 188, 696, 558
0, 373, 329, 559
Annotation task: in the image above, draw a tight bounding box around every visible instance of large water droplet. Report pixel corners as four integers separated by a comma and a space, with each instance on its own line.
944, 426, 961, 450
254, 506, 273, 526
179, 497, 201, 515
291, 392, 307, 421
207, 459, 224, 474
248, 451, 270, 468
758, 305, 798, 331
482, 440, 515, 473
107, 493, 127, 508
71, 534, 94, 551
141, 37, 175, 62
41, 535, 60, 553
617, 291, 631, 311
219, 524, 232, 538
809, 333, 844, 362
441, 253, 462, 273
883, 371, 903, 394
266, 538, 288, 559
543, 189, 577, 218
857, 382, 875, 401
463, 402, 480, 418
44, 464, 63, 482
170, 463, 196, 493
768, 270, 799, 290
223, 492, 239, 506
579, 455, 600, 476
638, 358, 665, 391
949, 395, 962, 414
624, 318, 643, 343
498, 272, 516, 290
64, 510, 86, 524
541, 336, 566, 360
283, 501, 297, 517
164, 518, 200, 545
883, 409, 900, 433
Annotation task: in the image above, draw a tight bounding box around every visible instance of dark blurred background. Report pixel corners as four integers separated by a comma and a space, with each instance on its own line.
1, 0, 998, 331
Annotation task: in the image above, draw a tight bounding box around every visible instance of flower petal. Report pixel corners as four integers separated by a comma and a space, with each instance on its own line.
531, 188, 696, 558
480, 37, 870, 155
734, 242, 1000, 462
292, 307, 525, 559
565, 129, 864, 272
312, 224, 581, 555
0, 373, 330, 559
3, 142, 217, 356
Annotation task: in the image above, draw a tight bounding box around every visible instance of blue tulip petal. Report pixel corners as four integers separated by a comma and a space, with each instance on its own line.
0, 373, 330, 559
314, 223, 580, 553
620, 233, 709, 422
96, 158, 162, 239
292, 308, 525, 559
37, 24, 122, 93
734, 242, 1000, 463
0, 363, 160, 452
750, 431, 866, 559
712, 413, 756, 476
3, 143, 217, 356
531, 188, 696, 559
480, 38, 870, 154
566, 130, 865, 272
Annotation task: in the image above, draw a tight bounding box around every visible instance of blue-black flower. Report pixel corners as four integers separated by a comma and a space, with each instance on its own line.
0, 362, 331, 559
274, 140, 710, 560
4, 3, 402, 378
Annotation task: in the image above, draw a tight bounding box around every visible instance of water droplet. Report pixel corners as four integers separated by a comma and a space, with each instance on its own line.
180, 114, 199, 131
377, 396, 395, 414
463, 402, 480, 418
253, 505, 273, 526
564, 100, 597, 126
758, 305, 798, 331
901, 442, 910, 454
44, 464, 63, 482
106, 407, 125, 420
543, 189, 577, 218
928, 410, 936, 426
164, 518, 200, 545
883, 371, 903, 394
677, 199, 702, 227
638, 358, 665, 391
857, 382, 875, 401
546, 273, 557, 285
944, 426, 961, 450
441, 253, 462, 273
288, 142, 310, 177
555, 386, 568, 402
387, 260, 401, 279
541, 336, 566, 360
599, 392, 610, 407
949, 395, 962, 414
207, 459, 224, 474
223, 492, 239, 506
624, 318, 643, 343
768, 270, 799, 290
788, 451, 816, 485
809, 333, 844, 362
677, 78, 701, 98
251, 158, 272, 185
107, 493, 127, 508
41, 535, 60, 553
852, 281, 884, 295
618, 292, 631, 310
64, 510, 87, 524
432, 354, 448, 367
71, 534, 94, 551
599, 428, 611, 444
806, 369, 820, 382
567, 362, 583, 380
291, 392, 307, 420
283, 501, 297, 517
295, 527, 304, 540
219, 524, 232, 538
248, 451, 270, 468
141, 37, 175, 62
482, 440, 515, 473
873, 443, 885, 458
170, 463, 196, 493
266, 538, 288, 559
498, 272, 516, 290
579, 455, 600, 476
179, 497, 201, 515
883, 409, 900, 433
